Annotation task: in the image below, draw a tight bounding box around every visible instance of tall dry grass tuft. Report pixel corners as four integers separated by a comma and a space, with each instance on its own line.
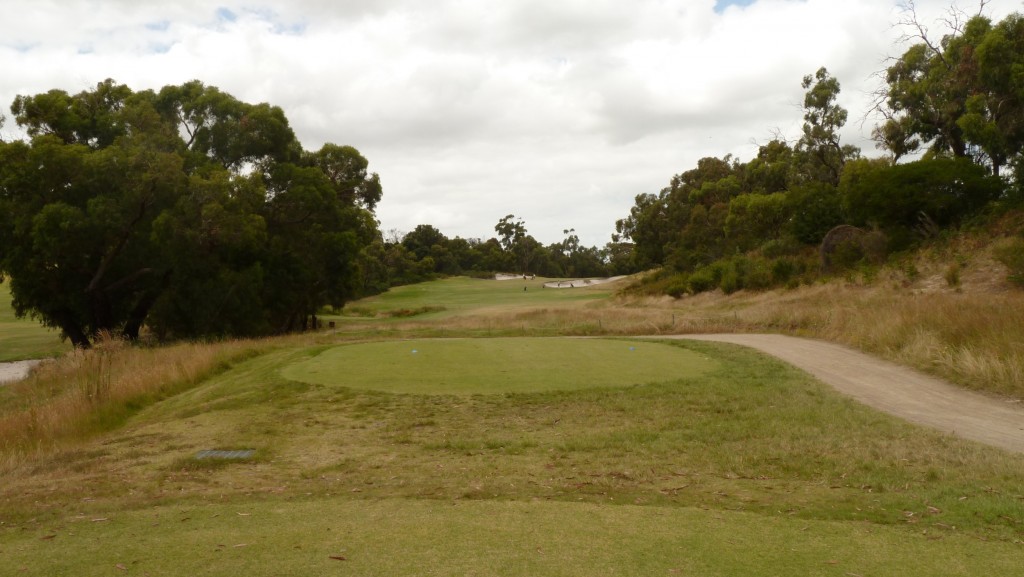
0, 336, 268, 463
672, 283, 1024, 399
810, 291, 1024, 397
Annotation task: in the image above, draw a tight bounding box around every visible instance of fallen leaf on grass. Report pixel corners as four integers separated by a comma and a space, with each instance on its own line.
329, 556, 347, 561
40, 534, 57, 540
115, 564, 127, 571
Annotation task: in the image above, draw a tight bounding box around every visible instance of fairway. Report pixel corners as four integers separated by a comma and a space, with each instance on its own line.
281, 337, 718, 394
5, 497, 1023, 577
335, 276, 622, 320
0, 282, 68, 362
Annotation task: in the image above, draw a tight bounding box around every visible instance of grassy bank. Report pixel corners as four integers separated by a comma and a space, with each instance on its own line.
0, 337, 272, 458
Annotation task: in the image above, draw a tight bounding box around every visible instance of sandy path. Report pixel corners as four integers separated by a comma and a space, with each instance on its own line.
0, 360, 42, 384
667, 334, 1024, 454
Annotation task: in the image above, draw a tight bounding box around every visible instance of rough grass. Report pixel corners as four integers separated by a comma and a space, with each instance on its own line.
0, 336, 271, 458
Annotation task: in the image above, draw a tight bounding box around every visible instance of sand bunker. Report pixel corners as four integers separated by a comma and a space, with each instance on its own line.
543, 276, 626, 288
494, 273, 627, 287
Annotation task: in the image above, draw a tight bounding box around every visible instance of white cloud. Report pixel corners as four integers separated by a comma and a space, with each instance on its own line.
1, 0, 1016, 246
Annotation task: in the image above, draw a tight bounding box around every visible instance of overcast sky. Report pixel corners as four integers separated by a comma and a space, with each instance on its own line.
1, 0, 1015, 246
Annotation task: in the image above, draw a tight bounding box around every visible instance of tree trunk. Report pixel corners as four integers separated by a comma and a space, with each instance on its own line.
53, 309, 91, 349
88, 290, 115, 337
121, 271, 170, 341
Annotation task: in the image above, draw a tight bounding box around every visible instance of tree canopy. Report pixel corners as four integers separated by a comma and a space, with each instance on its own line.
0, 80, 382, 347
876, 7, 1024, 178
617, 8, 1022, 297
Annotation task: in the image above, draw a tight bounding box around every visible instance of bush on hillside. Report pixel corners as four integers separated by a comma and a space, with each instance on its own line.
994, 237, 1024, 288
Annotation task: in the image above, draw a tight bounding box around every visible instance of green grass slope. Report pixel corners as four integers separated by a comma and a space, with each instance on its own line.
337, 275, 624, 319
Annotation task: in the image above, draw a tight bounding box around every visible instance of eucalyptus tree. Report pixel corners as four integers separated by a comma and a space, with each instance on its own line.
874, 2, 1024, 177
959, 13, 1024, 177
495, 214, 534, 275
795, 67, 858, 186
2, 83, 188, 346
0, 80, 381, 346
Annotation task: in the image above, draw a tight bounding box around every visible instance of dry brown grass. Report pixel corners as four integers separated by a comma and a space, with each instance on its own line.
0, 336, 272, 460
753, 286, 1024, 398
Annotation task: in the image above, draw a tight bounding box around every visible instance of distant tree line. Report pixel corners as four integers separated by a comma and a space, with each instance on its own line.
616, 6, 1024, 297
359, 216, 635, 292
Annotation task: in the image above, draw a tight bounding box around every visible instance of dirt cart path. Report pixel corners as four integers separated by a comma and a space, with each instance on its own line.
0, 360, 42, 384
668, 334, 1024, 454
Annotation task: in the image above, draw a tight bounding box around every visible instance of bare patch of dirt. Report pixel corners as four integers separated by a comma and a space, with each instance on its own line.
0, 360, 42, 384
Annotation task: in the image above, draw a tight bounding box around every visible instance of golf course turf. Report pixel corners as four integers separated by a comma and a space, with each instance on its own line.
281, 337, 719, 394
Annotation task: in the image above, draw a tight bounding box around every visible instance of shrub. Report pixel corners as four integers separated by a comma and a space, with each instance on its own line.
771, 258, 797, 284
760, 237, 804, 258
830, 239, 865, 270
719, 265, 741, 294
841, 157, 1003, 230
994, 237, 1024, 287
665, 276, 690, 298
687, 266, 720, 293
742, 259, 773, 290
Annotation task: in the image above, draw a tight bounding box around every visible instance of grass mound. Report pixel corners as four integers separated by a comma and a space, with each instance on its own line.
280, 337, 717, 394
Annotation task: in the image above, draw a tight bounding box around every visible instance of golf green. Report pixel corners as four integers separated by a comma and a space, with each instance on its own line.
281, 338, 718, 394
